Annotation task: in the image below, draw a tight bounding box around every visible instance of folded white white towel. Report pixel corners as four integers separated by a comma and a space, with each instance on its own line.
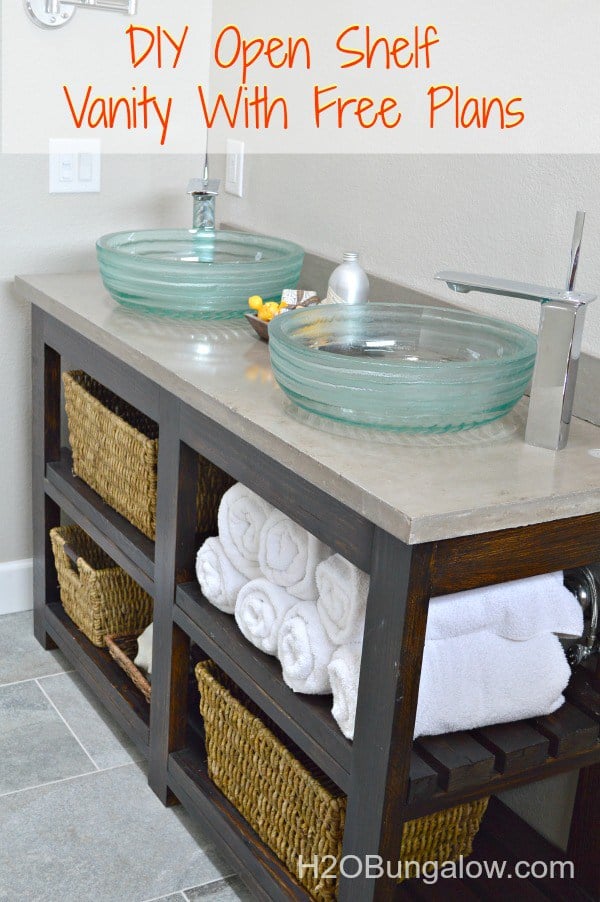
316, 554, 369, 646
235, 578, 298, 655
328, 641, 363, 740
414, 630, 570, 738
217, 483, 274, 580
258, 510, 330, 601
134, 622, 153, 675
426, 572, 583, 642
277, 601, 336, 694
195, 536, 246, 614
329, 630, 571, 741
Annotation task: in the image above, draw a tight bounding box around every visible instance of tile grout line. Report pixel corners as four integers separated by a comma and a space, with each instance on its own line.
181, 872, 237, 897
0, 670, 75, 690
0, 760, 135, 800
34, 678, 101, 771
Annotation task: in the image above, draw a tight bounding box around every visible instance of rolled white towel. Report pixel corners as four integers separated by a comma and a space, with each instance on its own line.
328, 641, 363, 740
258, 509, 330, 601
235, 578, 298, 655
195, 536, 247, 614
414, 630, 570, 738
426, 571, 583, 642
134, 622, 153, 675
217, 483, 274, 580
277, 601, 336, 694
316, 554, 369, 646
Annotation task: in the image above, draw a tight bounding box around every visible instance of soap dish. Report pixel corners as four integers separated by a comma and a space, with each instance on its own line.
245, 312, 270, 342
245, 291, 321, 342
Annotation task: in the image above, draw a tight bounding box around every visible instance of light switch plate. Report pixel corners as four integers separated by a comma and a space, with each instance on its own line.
49, 139, 101, 193
225, 138, 244, 197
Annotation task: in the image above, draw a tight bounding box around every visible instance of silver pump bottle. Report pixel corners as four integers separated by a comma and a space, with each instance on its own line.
325, 252, 369, 305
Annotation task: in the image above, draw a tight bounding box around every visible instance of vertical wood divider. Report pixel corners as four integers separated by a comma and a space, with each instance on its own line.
339, 530, 433, 901
32, 307, 61, 648
148, 392, 197, 803
567, 762, 600, 898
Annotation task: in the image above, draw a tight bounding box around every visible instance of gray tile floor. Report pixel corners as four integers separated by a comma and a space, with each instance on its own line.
0, 611, 255, 902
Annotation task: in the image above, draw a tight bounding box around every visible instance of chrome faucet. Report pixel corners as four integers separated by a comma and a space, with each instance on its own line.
187, 151, 220, 231
436, 213, 596, 451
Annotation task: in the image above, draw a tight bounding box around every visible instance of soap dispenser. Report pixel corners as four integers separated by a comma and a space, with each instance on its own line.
325, 252, 369, 305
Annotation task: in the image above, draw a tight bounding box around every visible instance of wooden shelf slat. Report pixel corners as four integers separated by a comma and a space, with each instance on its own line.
472, 722, 549, 775
532, 702, 599, 757
45, 602, 150, 755
175, 582, 352, 791
46, 448, 155, 595
168, 748, 310, 902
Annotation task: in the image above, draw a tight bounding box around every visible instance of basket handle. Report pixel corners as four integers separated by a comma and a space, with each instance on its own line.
62, 542, 80, 571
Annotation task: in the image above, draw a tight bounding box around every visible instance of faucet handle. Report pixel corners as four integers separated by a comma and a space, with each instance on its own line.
566, 211, 586, 291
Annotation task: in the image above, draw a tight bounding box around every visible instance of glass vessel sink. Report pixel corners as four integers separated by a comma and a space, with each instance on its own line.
268, 303, 537, 432
96, 229, 304, 319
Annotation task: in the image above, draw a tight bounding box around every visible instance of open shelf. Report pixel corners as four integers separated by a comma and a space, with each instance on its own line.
175, 581, 352, 791
168, 747, 310, 901
407, 667, 600, 816
44, 602, 150, 755
45, 448, 154, 596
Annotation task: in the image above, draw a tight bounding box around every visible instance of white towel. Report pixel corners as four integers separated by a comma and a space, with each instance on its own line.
328, 641, 363, 740
258, 510, 331, 601
316, 555, 369, 646
426, 572, 583, 642
134, 622, 153, 675
235, 578, 298, 655
217, 483, 274, 580
195, 536, 247, 614
414, 630, 570, 738
329, 631, 571, 740
277, 601, 336, 694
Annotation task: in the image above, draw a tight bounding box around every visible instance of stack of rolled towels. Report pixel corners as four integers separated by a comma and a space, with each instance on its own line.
196, 483, 584, 741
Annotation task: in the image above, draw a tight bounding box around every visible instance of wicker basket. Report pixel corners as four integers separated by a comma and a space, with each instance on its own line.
63, 371, 234, 540
50, 525, 153, 647
105, 633, 151, 702
196, 660, 488, 900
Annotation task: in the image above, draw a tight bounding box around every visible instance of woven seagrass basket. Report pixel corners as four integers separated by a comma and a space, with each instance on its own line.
63, 371, 234, 540
105, 633, 152, 702
50, 524, 153, 647
195, 660, 488, 900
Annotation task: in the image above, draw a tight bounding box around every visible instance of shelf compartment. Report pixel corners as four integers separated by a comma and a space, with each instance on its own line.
46, 448, 154, 595
408, 668, 600, 817
168, 748, 310, 901
44, 602, 150, 755
175, 582, 352, 792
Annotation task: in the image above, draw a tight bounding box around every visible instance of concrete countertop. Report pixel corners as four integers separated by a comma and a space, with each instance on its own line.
17, 271, 600, 545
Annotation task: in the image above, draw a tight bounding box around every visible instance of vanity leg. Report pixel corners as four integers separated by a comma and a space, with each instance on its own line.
567, 763, 600, 898
339, 530, 433, 902
31, 308, 60, 649
148, 396, 197, 804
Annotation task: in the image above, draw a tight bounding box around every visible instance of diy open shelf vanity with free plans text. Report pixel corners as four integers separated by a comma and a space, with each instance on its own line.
19, 271, 600, 901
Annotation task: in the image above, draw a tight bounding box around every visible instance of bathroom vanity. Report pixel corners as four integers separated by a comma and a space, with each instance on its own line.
19, 271, 600, 901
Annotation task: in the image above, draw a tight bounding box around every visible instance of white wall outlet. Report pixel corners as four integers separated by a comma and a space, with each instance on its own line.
225, 138, 245, 197
49, 139, 101, 193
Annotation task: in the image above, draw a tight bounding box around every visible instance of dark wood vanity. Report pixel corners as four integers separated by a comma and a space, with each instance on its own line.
22, 272, 600, 901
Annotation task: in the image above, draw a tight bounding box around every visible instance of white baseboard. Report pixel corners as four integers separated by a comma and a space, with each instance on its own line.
0, 559, 33, 615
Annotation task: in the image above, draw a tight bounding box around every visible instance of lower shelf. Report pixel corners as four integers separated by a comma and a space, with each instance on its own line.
44, 602, 150, 755
169, 748, 588, 902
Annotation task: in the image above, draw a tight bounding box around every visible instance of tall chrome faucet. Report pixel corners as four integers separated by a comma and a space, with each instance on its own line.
187, 151, 220, 231
436, 213, 596, 451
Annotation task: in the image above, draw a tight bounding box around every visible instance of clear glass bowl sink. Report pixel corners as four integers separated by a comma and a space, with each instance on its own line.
268, 303, 537, 432
96, 229, 304, 319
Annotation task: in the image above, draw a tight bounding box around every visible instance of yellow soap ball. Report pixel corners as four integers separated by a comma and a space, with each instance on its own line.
256, 302, 279, 323
248, 295, 264, 311
279, 300, 289, 309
